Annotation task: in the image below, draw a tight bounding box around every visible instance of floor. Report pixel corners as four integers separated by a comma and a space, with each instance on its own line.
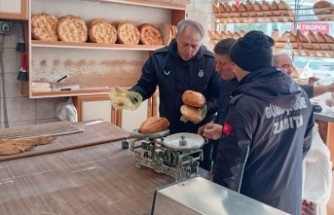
328, 171, 334, 215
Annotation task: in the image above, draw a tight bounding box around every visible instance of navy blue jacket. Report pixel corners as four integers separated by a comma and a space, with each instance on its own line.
131, 39, 221, 134
214, 67, 314, 215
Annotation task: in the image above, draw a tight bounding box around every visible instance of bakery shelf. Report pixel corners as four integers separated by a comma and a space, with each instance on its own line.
96, 0, 186, 10
30, 88, 110, 98
31, 40, 164, 51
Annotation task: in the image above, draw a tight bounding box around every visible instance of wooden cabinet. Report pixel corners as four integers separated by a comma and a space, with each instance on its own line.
0, 0, 27, 20
25, 0, 185, 98
116, 98, 153, 132
73, 95, 117, 124
74, 94, 154, 131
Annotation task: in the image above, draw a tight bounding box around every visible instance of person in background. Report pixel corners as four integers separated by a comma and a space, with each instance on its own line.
274, 53, 332, 215
214, 31, 314, 215
198, 38, 237, 172
273, 53, 334, 97
130, 19, 221, 171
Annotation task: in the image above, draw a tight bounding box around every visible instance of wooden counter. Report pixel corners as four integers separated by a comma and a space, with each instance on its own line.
0, 121, 174, 215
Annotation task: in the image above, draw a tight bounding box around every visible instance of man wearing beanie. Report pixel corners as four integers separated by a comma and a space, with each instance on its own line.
214, 30, 314, 215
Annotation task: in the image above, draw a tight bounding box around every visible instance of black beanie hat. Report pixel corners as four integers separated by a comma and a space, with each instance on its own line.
230, 30, 275, 72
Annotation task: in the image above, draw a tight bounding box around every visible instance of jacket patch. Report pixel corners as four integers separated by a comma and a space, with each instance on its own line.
222, 122, 232, 135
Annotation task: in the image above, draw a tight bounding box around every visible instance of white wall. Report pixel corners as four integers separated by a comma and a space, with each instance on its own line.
0, 0, 214, 128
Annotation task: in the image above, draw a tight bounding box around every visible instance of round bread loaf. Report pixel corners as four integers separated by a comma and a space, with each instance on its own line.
313, 0, 333, 21
180, 105, 203, 124
182, 90, 206, 108
139, 23, 163, 46
57, 15, 88, 43
31, 13, 59, 41
138, 116, 170, 134
116, 22, 140, 45
89, 19, 117, 44
161, 24, 174, 45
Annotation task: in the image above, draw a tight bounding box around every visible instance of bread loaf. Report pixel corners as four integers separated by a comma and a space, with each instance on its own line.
180, 105, 203, 124
138, 117, 169, 134
182, 90, 206, 108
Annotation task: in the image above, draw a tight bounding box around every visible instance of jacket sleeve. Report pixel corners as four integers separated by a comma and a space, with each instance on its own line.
214, 107, 252, 192
205, 68, 221, 116
130, 56, 158, 100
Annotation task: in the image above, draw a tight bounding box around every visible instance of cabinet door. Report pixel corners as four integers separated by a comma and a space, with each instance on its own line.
73, 95, 117, 124
0, 0, 27, 20
117, 98, 153, 132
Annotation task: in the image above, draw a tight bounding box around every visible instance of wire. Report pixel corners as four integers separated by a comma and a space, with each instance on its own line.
0, 34, 9, 128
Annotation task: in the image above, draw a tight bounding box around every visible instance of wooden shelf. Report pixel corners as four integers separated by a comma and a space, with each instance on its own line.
31, 40, 164, 51
31, 88, 111, 98
27, 0, 186, 98
98, 0, 186, 10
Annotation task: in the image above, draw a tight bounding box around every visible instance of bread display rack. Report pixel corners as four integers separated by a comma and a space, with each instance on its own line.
212, 0, 295, 23
25, 0, 185, 98
210, 0, 334, 58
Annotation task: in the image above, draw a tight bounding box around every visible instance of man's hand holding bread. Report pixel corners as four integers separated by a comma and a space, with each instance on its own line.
180, 90, 207, 124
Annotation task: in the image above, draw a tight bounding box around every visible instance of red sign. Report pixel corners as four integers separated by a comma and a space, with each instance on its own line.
291, 22, 330, 35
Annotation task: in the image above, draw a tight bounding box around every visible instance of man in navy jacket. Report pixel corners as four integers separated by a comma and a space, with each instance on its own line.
130, 19, 221, 170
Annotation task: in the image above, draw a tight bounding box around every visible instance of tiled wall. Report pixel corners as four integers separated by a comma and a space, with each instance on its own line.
0, 22, 64, 128
1, 1, 213, 128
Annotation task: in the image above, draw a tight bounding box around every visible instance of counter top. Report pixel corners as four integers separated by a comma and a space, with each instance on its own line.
0, 121, 174, 215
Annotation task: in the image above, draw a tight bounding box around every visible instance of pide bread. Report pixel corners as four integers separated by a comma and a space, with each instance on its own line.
180, 105, 203, 124
88, 19, 117, 44
57, 15, 88, 43
0, 136, 56, 156
116, 22, 140, 45
161, 24, 174, 45
138, 116, 170, 134
182, 90, 206, 108
139, 23, 163, 46
31, 13, 59, 41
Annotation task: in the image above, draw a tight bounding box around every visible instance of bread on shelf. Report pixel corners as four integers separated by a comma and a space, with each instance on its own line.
31, 13, 59, 41
313, 0, 334, 21
262, 0, 272, 16
138, 23, 163, 46
289, 32, 299, 49
88, 19, 117, 44
116, 22, 140, 45
57, 15, 88, 43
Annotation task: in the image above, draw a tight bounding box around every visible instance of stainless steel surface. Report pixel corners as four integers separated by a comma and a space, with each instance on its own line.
130, 129, 170, 139
163, 132, 204, 151
152, 177, 290, 215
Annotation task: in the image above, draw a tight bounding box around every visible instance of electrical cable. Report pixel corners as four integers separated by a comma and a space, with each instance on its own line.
0, 34, 9, 128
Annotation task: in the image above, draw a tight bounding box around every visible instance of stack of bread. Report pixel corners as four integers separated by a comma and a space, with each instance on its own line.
213, 0, 294, 23
272, 29, 334, 56
180, 90, 206, 124
208, 30, 246, 42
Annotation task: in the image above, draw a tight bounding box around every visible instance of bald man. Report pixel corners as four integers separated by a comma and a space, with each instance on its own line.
273, 53, 334, 98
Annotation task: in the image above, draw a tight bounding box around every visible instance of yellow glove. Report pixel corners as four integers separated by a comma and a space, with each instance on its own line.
180, 104, 207, 124
109, 87, 143, 110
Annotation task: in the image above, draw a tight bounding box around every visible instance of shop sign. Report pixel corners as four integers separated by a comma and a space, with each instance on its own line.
291, 22, 330, 35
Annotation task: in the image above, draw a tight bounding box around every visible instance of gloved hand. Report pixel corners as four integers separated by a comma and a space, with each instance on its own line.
180, 104, 207, 124
109, 87, 143, 110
